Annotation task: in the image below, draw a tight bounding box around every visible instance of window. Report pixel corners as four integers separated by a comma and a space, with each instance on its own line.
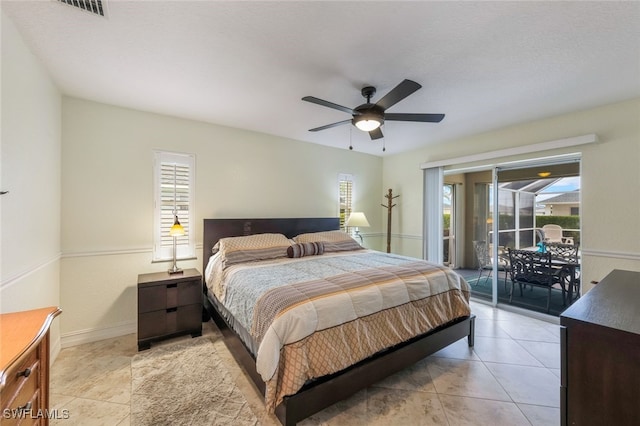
153, 151, 195, 261
338, 173, 354, 231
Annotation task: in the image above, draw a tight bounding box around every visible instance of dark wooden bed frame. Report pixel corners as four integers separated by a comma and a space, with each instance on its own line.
202, 218, 475, 426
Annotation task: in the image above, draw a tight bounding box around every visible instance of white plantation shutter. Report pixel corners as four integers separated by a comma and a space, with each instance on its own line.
338, 173, 354, 231
153, 151, 195, 261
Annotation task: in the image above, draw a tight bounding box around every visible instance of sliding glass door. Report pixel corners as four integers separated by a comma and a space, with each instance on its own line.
443, 183, 454, 266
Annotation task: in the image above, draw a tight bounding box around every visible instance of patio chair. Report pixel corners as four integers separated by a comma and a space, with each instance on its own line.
545, 242, 581, 302
545, 242, 579, 262
507, 248, 568, 313
541, 224, 574, 245
472, 240, 510, 290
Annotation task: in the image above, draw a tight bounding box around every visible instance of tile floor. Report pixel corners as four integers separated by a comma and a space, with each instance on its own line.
49, 300, 561, 425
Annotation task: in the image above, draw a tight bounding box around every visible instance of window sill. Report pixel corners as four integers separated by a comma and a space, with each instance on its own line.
151, 256, 197, 264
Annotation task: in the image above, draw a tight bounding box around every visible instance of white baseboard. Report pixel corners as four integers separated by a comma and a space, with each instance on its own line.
50, 337, 62, 366
61, 320, 136, 348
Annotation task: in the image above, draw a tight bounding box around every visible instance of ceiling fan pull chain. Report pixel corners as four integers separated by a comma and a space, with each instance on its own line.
349, 125, 353, 150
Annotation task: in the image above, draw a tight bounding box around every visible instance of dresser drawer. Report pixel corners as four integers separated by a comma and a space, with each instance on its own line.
2, 390, 40, 426
138, 303, 201, 340
138, 279, 201, 314
1, 349, 40, 412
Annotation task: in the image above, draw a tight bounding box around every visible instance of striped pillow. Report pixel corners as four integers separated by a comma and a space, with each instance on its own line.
293, 230, 363, 252
287, 242, 325, 258
217, 233, 292, 269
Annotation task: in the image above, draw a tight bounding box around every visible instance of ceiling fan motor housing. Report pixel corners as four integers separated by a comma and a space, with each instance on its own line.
352, 104, 384, 129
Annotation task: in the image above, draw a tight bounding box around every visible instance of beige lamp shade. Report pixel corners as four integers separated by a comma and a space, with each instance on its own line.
346, 212, 370, 228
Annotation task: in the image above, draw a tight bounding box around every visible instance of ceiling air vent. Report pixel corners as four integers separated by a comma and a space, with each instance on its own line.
56, 0, 106, 18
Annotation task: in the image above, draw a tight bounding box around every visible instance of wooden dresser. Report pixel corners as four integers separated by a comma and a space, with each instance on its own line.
0, 307, 61, 425
560, 269, 640, 426
137, 269, 202, 351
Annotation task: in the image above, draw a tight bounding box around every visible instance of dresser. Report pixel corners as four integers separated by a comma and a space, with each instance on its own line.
560, 269, 640, 426
0, 306, 61, 425
137, 269, 203, 351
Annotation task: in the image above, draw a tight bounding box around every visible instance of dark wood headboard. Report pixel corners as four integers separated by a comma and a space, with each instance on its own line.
202, 218, 340, 273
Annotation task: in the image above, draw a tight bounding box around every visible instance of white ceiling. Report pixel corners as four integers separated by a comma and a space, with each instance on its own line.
3, 1, 640, 156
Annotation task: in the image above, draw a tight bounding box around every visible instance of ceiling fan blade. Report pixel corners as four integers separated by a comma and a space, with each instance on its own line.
308, 119, 352, 132
375, 79, 422, 110
385, 113, 445, 123
302, 96, 354, 115
369, 127, 384, 140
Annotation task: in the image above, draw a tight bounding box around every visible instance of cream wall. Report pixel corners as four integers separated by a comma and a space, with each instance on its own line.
60, 97, 383, 345
383, 98, 640, 293
0, 11, 62, 350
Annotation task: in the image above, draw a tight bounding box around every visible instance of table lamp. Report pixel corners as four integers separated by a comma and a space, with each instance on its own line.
346, 212, 370, 243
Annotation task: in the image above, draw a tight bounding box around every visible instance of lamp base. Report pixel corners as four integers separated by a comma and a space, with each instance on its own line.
168, 237, 183, 274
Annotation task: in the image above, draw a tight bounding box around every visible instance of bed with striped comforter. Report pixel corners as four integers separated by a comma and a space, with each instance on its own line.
206, 249, 471, 411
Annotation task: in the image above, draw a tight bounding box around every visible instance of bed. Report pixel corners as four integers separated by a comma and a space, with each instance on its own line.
202, 218, 475, 425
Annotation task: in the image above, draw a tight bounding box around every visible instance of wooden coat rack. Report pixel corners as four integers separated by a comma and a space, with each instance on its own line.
381, 188, 399, 253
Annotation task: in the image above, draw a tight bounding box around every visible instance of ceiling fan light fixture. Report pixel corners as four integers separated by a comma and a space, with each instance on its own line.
353, 114, 383, 132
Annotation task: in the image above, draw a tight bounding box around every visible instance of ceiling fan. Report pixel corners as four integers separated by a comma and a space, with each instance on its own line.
302, 79, 444, 140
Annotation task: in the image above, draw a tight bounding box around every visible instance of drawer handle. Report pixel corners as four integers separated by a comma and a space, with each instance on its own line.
167, 283, 178, 288
17, 401, 32, 412
167, 307, 177, 313
18, 368, 31, 378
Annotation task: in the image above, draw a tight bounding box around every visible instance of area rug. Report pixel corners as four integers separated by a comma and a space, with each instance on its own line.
131, 337, 258, 425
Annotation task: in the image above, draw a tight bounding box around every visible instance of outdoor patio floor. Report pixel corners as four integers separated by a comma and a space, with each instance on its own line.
456, 269, 574, 317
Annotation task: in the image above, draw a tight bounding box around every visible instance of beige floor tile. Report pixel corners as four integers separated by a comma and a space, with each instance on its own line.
496, 320, 559, 343
469, 302, 505, 320
231, 367, 277, 425
430, 338, 480, 361
299, 388, 369, 426
472, 336, 544, 366
473, 318, 512, 338
516, 339, 561, 369
485, 362, 560, 407
62, 334, 138, 357
427, 358, 511, 401
50, 393, 76, 410
50, 397, 129, 426
116, 415, 130, 426
518, 403, 561, 426
536, 321, 562, 342
52, 354, 132, 403
372, 357, 437, 392
439, 394, 531, 426
365, 387, 449, 426
470, 302, 533, 323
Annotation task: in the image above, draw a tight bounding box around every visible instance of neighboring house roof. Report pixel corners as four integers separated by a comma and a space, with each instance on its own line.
540, 191, 580, 205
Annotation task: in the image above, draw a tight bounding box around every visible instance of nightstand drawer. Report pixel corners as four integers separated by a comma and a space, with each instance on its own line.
138, 279, 201, 314
138, 304, 202, 340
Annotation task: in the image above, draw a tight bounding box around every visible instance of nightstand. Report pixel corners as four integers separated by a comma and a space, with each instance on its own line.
137, 268, 202, 351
